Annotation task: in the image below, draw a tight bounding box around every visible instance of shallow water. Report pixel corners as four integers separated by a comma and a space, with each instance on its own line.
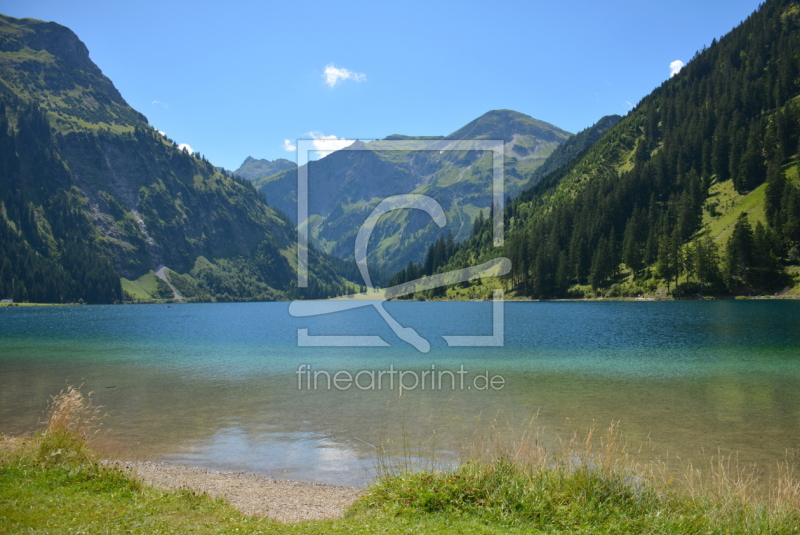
1, 300, 798, 486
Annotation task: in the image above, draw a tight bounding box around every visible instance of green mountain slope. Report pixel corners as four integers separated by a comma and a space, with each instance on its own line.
0, 14, 351, 303
401, 0, 800, 299
523, 114, 621, 189
254, 110, 572, 276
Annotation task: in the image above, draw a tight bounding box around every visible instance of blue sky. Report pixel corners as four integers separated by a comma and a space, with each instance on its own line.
3, 0, 763, 171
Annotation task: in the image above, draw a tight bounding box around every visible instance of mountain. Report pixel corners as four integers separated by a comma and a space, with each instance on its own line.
402, 0, 800, 300
253, 109, 571, 275
447, 109, 569, 144
0, 14, 352, 303
523, 114, 621, 188
233, 156, 295, 181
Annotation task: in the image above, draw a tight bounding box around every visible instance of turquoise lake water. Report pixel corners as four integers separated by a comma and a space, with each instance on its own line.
1, 300, 799, 486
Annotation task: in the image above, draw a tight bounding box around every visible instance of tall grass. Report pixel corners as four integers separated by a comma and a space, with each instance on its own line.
35, 385, 104, 464
0, 385, 142, 510
356, 419, 800, 533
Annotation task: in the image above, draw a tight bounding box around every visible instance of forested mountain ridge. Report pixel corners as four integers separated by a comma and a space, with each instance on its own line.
523, 114, 622, 189
253, 109, 572, 275
0, 14, 353, 303
394, 0, 800, 300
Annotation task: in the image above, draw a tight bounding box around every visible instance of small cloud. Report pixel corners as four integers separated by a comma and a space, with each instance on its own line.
307, 131, 355, 158
158, 130, 166, 137
152, 100, 169, 109
322, 63, 366, 88
177, 143, 194, 155
283, 139, 297, 152
624, 101, 633, 111
670, 60, 685, 78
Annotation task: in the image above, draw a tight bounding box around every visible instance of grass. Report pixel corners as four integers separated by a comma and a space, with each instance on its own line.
2, 388, 799, 534
121, 272, 163, 301
785, 266, 800, 296
0, 455, 526, 534
786, 159, 799, 184
361, 422, 800, 534
120, 278, 154, 301
699, 179, 768, 243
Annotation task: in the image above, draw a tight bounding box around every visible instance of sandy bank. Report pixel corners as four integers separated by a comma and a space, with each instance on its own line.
116, 461, 364, 522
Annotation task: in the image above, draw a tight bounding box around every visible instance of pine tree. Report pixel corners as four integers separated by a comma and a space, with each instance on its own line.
724, 214, 755, 291
622, 209, 646, 278
753, 221, 778, 287
656, 233, 677, 293
765, 157, 786, 227
694, 237, 722, 293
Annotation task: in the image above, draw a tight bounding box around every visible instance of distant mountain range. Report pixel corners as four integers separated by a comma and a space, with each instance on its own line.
237, 110, 619, 275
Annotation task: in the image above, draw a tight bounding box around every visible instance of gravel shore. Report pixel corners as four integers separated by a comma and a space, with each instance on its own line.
117, 461, 364, 522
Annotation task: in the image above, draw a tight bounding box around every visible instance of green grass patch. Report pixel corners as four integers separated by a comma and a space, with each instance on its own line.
700, 179, 767, 243
360, 424, 800, 534
784, 159, 799, 183
121, 272, 160, 301
120, 271, 175, 301
121, 278, 153, 301
784, 265, 800, 296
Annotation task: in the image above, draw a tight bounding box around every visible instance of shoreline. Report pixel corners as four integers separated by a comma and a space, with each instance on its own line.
114, 460, 363, 522
0, 302, 76, 307
4, 294, 799, 307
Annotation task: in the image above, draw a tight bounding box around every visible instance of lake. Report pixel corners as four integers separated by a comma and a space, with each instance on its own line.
1, 300, 799, 486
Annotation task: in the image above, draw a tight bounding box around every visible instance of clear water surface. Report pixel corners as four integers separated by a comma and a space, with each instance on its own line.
1, 300, 798, 486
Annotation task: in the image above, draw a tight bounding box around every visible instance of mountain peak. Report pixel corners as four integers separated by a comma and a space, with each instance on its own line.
0, 14, 145, 128
479, 109, 535, 121
448, 109, 572, 143
0, 15, 93, 72
383, 134, 445, 141
234, 156, 296, 180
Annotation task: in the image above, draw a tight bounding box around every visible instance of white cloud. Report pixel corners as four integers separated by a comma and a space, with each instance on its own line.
307, 131, 355, 158
624, 101, 633, 111
151, 100, 169, 108
670, 60, 685, 78
322, 63, 366, 88
158, 130, 166, 137
177, 143, 194, 155
283, 139, 297, 152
